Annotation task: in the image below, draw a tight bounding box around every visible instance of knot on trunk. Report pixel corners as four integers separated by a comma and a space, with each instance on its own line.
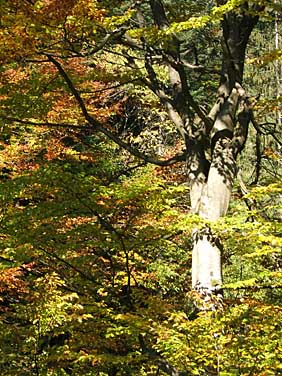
192, 226, 221, 249
192, 286, 224, 311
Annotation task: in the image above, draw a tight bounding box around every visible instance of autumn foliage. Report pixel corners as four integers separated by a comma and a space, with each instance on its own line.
0, 0, 281, 375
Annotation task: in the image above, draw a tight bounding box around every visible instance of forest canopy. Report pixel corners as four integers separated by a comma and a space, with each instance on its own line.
0, 0, 281, 375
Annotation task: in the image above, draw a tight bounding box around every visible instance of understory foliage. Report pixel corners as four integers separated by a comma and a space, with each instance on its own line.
0, 118, 281, 376
0, 0, 281, 375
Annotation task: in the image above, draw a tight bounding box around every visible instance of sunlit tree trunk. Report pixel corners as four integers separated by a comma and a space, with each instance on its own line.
145, 1, 262, 297
188, 7, 260, 295
189, 88, 239, 294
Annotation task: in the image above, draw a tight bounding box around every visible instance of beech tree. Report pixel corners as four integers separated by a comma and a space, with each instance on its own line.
0, 0, 276, 297
107, 0, 263, 296
1, 1, 282, 374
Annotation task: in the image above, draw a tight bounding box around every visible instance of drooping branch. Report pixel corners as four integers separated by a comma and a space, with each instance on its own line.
62, 24, 129, 58
7, 56, 186, 167
2, 114, 186, 167
0, 116, 90, 130
47, 54, 95, 124
90, 119, 187, 166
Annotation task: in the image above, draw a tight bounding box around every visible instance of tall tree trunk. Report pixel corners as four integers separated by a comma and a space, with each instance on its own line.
190, 98, 254, 296
189, 7, 260, 295
146, 0, 261, 296
190, 87, 240, 294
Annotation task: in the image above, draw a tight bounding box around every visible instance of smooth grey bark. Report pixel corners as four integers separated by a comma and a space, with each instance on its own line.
187, 9, 260, 294
190, 85, 244, 292
144, 0, 262, 295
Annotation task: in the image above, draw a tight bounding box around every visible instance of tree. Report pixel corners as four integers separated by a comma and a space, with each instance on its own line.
0, 2, 282, 374
0, 0, 279, 296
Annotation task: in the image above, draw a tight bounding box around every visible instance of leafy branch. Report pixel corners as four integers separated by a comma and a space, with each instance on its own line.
40, 55, 187, 166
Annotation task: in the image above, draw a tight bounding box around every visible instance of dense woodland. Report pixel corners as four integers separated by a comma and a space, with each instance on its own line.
0, 0, 281, 375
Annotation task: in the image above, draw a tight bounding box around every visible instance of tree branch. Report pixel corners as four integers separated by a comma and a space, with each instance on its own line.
65, 26, 129, 57
0, 116, 89, 130
138, 335, 189, 376
1, 118, 186, 167
46, 54, 95, 124
38, 246, 97, 284
232, 93, 257, 156
147, 0, 212, 135
252, 119, 282, 147
225, 284, 282, 291
45, 55, 187, 165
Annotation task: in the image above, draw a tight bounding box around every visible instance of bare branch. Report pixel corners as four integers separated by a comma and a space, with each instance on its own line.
77, 26, 129, 57
251, 119, 282, 147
